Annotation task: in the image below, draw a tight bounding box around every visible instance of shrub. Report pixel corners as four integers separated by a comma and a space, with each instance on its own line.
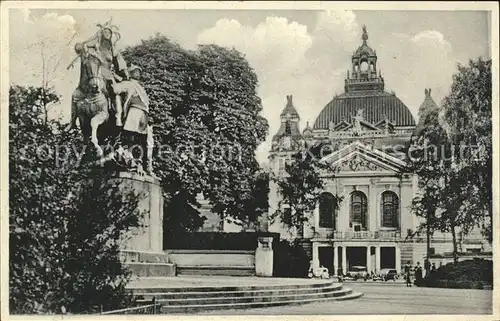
273, 239, 310, 278
9, 85, 148, 314
421, 259, 492, 289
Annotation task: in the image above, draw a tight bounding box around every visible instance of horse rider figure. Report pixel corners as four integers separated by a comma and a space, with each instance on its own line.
66, 20, 129, 130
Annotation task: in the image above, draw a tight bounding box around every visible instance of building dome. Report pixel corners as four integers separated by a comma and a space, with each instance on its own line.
313, 92, 416, 129
313, 25, 416, 130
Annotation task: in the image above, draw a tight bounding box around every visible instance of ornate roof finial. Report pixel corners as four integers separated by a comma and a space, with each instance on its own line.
286, 94, 293, 104
362, 25, 368, 44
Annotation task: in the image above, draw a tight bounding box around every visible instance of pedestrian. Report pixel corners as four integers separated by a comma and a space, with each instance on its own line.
414, 262, 423, 286
424, 258, 431, 278
431, 262, 437, 273
404, 261, 412, 287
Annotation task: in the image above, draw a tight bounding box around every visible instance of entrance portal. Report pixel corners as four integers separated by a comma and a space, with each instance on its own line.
347, 247, 366, 270
318, 247, 334, 275
380, 247, 396, 269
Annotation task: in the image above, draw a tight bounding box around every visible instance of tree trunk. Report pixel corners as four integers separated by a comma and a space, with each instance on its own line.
425, 207, 435, 277
451, 223, 458, 265
218, 214, 224, 232
297, 211, 304, 239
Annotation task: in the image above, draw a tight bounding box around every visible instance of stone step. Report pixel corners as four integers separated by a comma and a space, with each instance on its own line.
131, 280, 334, 294
135, 283, 344, 301
176, 265, 254, 277
157, 287, 352, 306
159, 288, 362, 313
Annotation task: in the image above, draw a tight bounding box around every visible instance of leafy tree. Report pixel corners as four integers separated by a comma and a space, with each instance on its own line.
9, 85, 143, 314
408, 58, 492, 265
271, 146, 339, 238
408, 96, 447, 262
442, 58, 492, 243
121, 36, 268, 235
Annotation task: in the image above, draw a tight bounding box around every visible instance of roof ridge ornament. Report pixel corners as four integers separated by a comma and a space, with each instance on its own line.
362, 25, 368, 44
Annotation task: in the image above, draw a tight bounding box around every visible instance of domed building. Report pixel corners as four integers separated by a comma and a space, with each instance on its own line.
268, 26, 488, 276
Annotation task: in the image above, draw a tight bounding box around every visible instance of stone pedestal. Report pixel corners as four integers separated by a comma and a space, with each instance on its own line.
107, 171, 163, 252
106, 171, 175, 276
255, 237, 274, 277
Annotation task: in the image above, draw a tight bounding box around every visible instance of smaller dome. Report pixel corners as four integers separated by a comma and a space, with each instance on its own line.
354, 43, 375, 57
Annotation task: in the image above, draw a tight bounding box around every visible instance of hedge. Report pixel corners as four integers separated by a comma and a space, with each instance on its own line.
423, 280, 484, 289
163, 232, 280, 250
421, 259, 492, 289
273, 240, 310, 278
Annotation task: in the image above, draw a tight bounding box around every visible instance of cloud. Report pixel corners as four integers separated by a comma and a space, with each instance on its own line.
10, 10, 469, 165
380, 30, 456, 117
197, 11, 364, 164
196, 13, 465, 164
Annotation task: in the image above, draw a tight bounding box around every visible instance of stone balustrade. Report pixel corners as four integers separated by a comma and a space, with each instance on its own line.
314, 230, 401, 240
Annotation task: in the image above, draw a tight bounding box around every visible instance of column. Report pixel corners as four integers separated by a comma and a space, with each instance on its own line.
341, 197, 349, 230
375, 246, 381, 273
314, 204, 320, 231
333, 246, 338, 276
255, 237, 273, 276
395, 246, 401, 273
312, 243, 320, 269
341, 246, 347, 275
366, 246, 372, 273
369, 183, 377, 231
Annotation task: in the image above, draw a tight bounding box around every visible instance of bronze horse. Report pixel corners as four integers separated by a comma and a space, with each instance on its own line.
66, 47, 110, 156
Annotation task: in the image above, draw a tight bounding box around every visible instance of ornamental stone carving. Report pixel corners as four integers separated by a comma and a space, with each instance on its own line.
340, 154, 380, 171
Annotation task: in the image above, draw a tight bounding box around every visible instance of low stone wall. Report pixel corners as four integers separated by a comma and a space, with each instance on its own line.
166, 249, 255, 268
120, 250, 175, 277
429, 254, 492, 267
120, 250, 170, 263
125, 262, 176, 277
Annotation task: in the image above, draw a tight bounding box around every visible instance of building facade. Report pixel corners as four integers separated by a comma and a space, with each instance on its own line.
267, 26, 488, 275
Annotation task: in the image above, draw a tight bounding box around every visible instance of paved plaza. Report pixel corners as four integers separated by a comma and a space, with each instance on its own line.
200, 282, 493, 315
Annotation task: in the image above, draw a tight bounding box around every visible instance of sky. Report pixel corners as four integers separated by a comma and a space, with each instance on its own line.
8, 8, 491, 164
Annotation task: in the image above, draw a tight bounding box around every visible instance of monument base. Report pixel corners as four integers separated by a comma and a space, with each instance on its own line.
106, 171, 176, 277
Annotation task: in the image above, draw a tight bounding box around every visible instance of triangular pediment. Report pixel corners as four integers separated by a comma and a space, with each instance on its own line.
338, 120, 379, 132
319, 141, 407, 173
331, 120, 351, 131
374, 119, 395, 131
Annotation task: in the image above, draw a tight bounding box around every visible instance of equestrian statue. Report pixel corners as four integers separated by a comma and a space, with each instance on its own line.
65, 20, 155, 176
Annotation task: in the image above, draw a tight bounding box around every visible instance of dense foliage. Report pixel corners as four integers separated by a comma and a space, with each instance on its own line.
422, 259, 492, 289
408, 58, 492, 264
442, 58, 492, 243
273, 239, 310, 278
271, 146, 340, 238
9, 85, 143, 314
121, 36, 269, 234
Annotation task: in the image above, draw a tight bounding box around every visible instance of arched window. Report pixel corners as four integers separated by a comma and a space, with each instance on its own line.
350, 191, 367, 229
319, 192, 337, 229
381, 191, 399, 228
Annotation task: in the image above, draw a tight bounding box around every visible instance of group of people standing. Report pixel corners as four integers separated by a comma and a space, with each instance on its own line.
404, 259, 438, 287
